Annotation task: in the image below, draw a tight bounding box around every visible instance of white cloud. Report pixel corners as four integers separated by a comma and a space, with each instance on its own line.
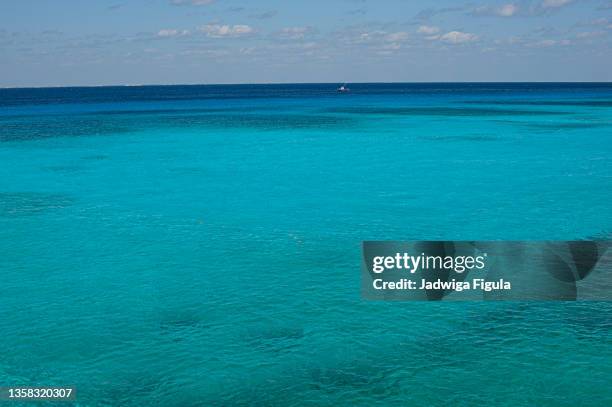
278, 26, 314, 40
171, 0, 214, 6
583, 17, 606, 26
473, 3, 518, 17
576, 31, 606, 39
417, 25, 440, 35
385, 31, 409, 42
356, 31, 380, 41
180, 49, 229, 57
541, 0, 572, 9
527, 38, 571, 47
157, 29, 189, 37
347, 29, 409, 47
440, 31, 478, 44
531, 39, 557, 47
382, 42, 402, 50
252, 10, 277, 20
198, 24, 254, 38
239, 47, 256, 55
498, 4, 518, 16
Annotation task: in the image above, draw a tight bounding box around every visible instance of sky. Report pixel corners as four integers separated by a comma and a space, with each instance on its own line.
1, 0, 611, 87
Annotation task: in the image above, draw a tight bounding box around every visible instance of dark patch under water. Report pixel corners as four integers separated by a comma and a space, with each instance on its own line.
151, 113, 353, 131
419, 134, 499, 142
527, 122, 611, 131
0, 117, 130, 142
461, 100, 612, 107
493, 120, 611, 131
0, 192, 74, 217
158, 309, 203, 331
43, 165, 84, 173
1, 112, 352, 141
324, 106, 569, 116
81, 154, 109, 161
245, 325, 305, 352
94, 105, 298, 116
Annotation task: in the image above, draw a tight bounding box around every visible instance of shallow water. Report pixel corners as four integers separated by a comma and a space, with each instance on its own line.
1, 83, 611, 406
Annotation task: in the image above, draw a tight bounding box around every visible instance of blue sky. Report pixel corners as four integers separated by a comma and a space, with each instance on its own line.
1, 0, 611, 86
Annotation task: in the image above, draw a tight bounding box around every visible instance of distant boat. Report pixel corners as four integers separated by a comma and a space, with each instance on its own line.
337, 84, 350, 93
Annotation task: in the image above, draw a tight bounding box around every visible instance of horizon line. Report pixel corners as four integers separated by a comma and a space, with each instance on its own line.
2, 80, 612, 90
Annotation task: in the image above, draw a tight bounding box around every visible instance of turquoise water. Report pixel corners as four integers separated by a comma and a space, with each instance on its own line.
0, 83, 611, 406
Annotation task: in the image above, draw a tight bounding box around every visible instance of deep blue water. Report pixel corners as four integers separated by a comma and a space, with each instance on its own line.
1, 83, 611, 406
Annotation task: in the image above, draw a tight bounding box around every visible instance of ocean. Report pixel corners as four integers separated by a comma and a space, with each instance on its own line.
1, 83, 611, 406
